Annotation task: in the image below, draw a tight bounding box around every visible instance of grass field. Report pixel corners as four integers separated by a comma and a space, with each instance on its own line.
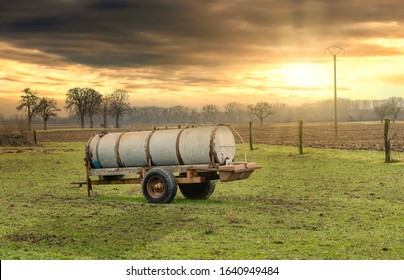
0, 142, 403, 260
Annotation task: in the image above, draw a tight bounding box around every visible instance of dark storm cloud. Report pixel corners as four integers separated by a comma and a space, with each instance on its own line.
1, 0, 404, 68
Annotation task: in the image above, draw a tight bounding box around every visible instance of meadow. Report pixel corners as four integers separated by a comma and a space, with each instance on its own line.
0, 137, 403, 259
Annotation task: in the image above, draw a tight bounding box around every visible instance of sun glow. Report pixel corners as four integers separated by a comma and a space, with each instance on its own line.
281, 63, 328, 88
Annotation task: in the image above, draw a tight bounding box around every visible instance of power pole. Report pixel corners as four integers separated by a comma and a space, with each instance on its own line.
325, 46, 344, 137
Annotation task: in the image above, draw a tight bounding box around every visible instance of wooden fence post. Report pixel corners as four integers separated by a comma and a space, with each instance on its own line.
33, 130, 37, 145
384, 119, 391, 163
298, 120, 303, 155
249, 122, 253, 150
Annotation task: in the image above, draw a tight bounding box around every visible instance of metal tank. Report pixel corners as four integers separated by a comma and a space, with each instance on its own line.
87, 125, 236, 168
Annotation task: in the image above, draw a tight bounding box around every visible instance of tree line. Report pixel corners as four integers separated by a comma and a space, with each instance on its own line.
13, 87, 275, 129
285, 97, 404, 123
11, 87, 404, 130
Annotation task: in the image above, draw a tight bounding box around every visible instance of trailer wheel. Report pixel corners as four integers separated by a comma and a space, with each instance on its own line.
179, 181, 216, 200
141, 168, 177, 203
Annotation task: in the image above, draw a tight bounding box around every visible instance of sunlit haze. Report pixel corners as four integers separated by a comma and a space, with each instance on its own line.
1, 0, 404, 117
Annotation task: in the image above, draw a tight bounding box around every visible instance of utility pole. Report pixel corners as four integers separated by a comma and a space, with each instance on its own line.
325, 46, 344, 137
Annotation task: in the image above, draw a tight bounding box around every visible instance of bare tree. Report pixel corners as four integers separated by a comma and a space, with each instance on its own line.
247, 101, 273, 126
189, 108, 199, 123
110, 90, 130, 128
86, 89, 102, 128
359, 100, 372, 111
167, 105, 185, 124
338, 98, 354, 119
373, 100, 389, 123
37, 97, 61, 130
132, 106, 162, 124
224, 102, 246, 123
16, 88, 40, 130
66, 87, 92, 128
201, 104, 219, 122
387, 96, 403, 123
100, 94, 111, 128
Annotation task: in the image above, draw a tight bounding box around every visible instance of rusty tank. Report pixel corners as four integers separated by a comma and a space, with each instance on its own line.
87, 125, 236, 168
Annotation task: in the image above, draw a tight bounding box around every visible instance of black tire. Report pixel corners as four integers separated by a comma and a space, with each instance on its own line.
141, 168, 177, 203
179, 181, 216, 200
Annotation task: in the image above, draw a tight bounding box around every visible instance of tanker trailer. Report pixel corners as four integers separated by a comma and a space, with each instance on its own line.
77, 125, 260, 203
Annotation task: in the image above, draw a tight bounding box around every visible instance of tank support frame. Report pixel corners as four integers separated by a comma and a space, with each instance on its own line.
72, 155, 260, 197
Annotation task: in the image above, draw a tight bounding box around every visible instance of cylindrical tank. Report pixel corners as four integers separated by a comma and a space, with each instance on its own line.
87, 125, 235, 168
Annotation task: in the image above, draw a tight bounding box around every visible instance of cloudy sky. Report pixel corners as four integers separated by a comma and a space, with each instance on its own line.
1, 0, 404, 116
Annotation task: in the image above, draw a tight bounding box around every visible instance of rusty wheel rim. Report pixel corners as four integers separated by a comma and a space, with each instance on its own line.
146, 176, 165, 198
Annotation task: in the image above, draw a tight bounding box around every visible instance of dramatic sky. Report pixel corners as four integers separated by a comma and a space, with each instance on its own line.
2, 0, 404, 116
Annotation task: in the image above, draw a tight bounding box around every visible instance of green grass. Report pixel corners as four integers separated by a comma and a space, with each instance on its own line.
0, 143, 403, 260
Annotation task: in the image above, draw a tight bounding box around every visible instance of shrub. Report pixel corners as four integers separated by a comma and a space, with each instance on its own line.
0, 123, 33, 146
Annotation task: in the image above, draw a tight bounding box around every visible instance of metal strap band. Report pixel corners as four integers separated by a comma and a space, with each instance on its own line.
175, 128, 186, 165
85, 134, 95, 167
209, 125, 220, 164
95, 135, 103, 168
145, 130, 156, 167
115, 132, 126, 167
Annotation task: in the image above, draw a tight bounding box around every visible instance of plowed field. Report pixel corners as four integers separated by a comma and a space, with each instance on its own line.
233, 122, 404, 152
36, 122, 404, 152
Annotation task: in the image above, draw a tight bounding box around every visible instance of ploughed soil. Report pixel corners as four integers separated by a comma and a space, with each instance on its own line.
233, 122, 404, 152
36, 122, 404, 152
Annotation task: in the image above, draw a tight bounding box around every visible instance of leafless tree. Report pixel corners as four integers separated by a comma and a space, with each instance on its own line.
16, 88, 40, 130
66, 87, 94, 128
201, 104, 219, 123
132, 106, 162, 124
373, 100, 389, 123
100, 94, 111, 128
86, 89, 102, 128
387, 96, 403, 123
247, 101, 273, 126
37, 97, 60, 130
167, 105, 187, 123
110, 90, 130, 128
224, 102, 246, 123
